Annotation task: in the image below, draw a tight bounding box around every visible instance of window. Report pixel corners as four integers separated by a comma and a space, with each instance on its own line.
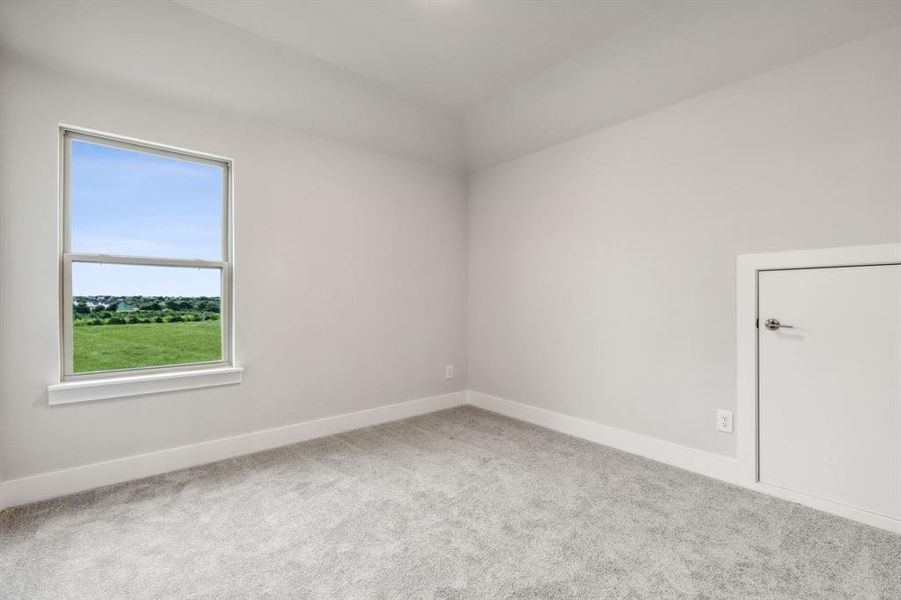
60, 128, 233, 382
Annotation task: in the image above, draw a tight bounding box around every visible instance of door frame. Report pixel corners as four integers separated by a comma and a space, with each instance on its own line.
736, 243, 901, 533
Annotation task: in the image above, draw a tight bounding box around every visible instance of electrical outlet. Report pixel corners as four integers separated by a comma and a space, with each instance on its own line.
445, 365, 455, 380
716, 410, 733, 433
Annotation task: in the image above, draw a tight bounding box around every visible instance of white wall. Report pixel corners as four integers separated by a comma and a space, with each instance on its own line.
467, 28, 901, 458
0, 56, 468, 480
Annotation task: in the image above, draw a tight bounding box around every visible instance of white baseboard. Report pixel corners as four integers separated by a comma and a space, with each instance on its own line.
750, 482, 901, 535
467, 390, 739, 485
7, 388, 896, 535
0, 390, 467, 510
467, 391, 901, 534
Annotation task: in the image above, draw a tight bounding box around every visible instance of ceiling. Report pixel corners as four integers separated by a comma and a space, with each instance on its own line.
175, 0, 663, 111
3, 1, 900, 171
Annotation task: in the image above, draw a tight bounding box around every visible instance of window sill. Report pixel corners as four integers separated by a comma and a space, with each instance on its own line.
48, 366, 243, 406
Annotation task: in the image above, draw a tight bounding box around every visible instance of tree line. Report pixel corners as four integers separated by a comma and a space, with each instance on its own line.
73, 295, 220, 326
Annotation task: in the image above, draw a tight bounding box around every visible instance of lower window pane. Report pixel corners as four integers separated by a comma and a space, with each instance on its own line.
71, 262, 222, 373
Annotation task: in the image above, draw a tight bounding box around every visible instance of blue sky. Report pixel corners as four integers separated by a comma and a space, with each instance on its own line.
71, 139, 223, 297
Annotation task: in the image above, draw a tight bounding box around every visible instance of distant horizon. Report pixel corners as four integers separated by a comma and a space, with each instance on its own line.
74, 294, 219, 298
73, 261, 221, 297
74, 294, 220, 301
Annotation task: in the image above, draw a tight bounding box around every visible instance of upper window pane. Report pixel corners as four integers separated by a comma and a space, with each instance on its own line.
69, 138, 224, 260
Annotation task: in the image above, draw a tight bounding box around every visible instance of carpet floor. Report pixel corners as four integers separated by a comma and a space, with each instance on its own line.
1, 406, 900, 599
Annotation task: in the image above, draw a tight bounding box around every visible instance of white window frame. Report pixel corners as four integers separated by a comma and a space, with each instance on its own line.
57, 126, 237, 391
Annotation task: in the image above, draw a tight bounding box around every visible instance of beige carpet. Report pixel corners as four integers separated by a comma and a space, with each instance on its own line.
2, 406, 900, 599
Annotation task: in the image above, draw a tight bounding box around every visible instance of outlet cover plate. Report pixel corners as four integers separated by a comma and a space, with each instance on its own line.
717, 409, 733, 433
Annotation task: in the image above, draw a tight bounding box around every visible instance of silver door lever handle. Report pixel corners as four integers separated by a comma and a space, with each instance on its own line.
763, 318, 793, 331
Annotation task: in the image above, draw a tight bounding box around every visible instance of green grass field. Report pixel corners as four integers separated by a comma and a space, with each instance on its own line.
73, 320, 221, 373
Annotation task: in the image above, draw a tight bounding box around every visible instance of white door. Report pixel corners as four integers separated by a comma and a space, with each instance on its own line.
758, 264, 901, 520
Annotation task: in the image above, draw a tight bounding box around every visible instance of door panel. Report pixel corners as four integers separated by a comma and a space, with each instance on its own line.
758, 264, 901, 519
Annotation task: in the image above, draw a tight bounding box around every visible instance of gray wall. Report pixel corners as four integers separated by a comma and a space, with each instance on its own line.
0, 57, 468, 479
467, 28, 901, 458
